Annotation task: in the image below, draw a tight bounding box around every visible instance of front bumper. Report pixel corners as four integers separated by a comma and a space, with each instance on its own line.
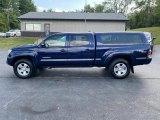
6, 53, 14, 66
6, 33, 11, 37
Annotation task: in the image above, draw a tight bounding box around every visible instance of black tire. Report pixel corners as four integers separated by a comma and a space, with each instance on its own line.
109, 59, 130, 79
13, 59, 35, 79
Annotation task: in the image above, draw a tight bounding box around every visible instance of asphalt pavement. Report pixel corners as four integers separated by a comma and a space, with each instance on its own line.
0, 46, 160, 120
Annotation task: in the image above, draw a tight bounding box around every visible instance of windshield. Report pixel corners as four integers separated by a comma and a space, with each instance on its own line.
38, 34, 58, 45
9, 30, 15, 32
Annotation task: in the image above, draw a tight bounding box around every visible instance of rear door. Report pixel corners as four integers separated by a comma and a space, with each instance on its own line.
67, 33, 95, 66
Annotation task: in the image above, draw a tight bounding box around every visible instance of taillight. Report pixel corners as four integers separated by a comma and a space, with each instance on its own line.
147, 49, 152, 58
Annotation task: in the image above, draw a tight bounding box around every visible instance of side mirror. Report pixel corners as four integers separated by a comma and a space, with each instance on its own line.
45, 43, 49, 48
41, 43, 49, 48
41, 43, 46, 48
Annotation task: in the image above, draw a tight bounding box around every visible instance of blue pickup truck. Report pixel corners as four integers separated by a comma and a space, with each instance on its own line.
7, 32, 152, 79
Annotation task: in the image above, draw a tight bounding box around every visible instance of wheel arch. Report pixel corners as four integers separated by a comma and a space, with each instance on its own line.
105, 54, 134, 73
11, 56, 36, 67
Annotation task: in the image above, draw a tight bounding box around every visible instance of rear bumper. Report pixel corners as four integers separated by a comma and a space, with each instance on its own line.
144, 58, 152, 64
134, 58, 152, 66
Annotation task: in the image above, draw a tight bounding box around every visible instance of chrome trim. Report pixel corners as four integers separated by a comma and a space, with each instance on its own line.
40, 59, 93, 62
17, 63, 30, 76
96, 58, 101, 61
136, 57, 147, 60
42, 57, 52, 59
114, 63, 127, 77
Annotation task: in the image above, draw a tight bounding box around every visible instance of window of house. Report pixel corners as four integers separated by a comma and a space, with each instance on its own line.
26, 24, 33, 31
33, 24, 41, 31
26, 24, 41, 31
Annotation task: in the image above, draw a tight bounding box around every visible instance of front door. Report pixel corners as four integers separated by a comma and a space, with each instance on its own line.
38, 34, 69, 67
67, 33, 95, 66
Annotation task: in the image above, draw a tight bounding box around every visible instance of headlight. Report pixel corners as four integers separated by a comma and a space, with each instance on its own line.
8, 49, 12, 54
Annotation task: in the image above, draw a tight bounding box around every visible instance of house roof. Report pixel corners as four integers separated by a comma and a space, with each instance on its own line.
18, 12, 128, 21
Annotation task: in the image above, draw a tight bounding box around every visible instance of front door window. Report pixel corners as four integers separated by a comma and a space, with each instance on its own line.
45, 35, 67, 47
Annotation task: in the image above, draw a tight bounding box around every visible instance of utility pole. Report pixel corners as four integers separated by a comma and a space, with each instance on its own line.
84, 0, 87, 32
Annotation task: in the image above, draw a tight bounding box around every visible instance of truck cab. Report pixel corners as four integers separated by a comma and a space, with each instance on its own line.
38, 33, 95, 67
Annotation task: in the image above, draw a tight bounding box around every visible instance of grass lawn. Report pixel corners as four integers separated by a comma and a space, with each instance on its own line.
0, 37, 38, 49
131, 27, 160, 45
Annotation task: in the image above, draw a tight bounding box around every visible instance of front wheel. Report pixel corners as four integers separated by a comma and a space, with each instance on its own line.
109, 59, 130, 79
13, 59, 35, 79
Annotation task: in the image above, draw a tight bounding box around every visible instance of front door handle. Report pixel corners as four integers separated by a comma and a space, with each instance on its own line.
60, 49, 66, 52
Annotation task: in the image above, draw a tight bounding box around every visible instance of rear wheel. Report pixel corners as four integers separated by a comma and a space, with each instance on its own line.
13, 59, 35, 79
109, 59, 130, 79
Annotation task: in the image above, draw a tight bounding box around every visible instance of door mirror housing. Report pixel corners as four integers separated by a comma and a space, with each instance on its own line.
40, 43, 46, 48
45, 43, 49, 48
40, 43, 49, 48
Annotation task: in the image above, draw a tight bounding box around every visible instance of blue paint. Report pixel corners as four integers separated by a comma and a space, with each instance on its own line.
7, 32, 152, 68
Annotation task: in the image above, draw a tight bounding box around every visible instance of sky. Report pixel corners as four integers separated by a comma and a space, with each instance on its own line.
33, 0, 104, 12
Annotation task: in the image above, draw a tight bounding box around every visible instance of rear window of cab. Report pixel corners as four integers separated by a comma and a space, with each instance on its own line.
96, 33, 145, 45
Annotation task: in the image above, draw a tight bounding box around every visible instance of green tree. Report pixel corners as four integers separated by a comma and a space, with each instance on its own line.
84, 4, 108, 13
0, 0, 20, 30
135, 0, 156, 26
47, 8, 54, 12
95, 4, 105, 12
128, 0, 160, 29
153, 0, 160, 25
0, 0, 37, 31
84, 4, 94, 12
0, 12, 7, 32
103, 0, 133, 14
19, 0, 36, 15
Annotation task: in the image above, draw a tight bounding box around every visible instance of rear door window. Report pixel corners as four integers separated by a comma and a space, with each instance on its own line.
69, 34, 90, 46
97, 34, 143, 45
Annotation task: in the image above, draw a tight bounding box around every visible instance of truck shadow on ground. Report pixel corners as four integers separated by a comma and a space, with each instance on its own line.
35, 67, 138, 80
36, 68, 115, 78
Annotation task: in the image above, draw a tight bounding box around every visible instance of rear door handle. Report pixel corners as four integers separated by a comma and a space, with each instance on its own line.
85, 49, 90, 51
